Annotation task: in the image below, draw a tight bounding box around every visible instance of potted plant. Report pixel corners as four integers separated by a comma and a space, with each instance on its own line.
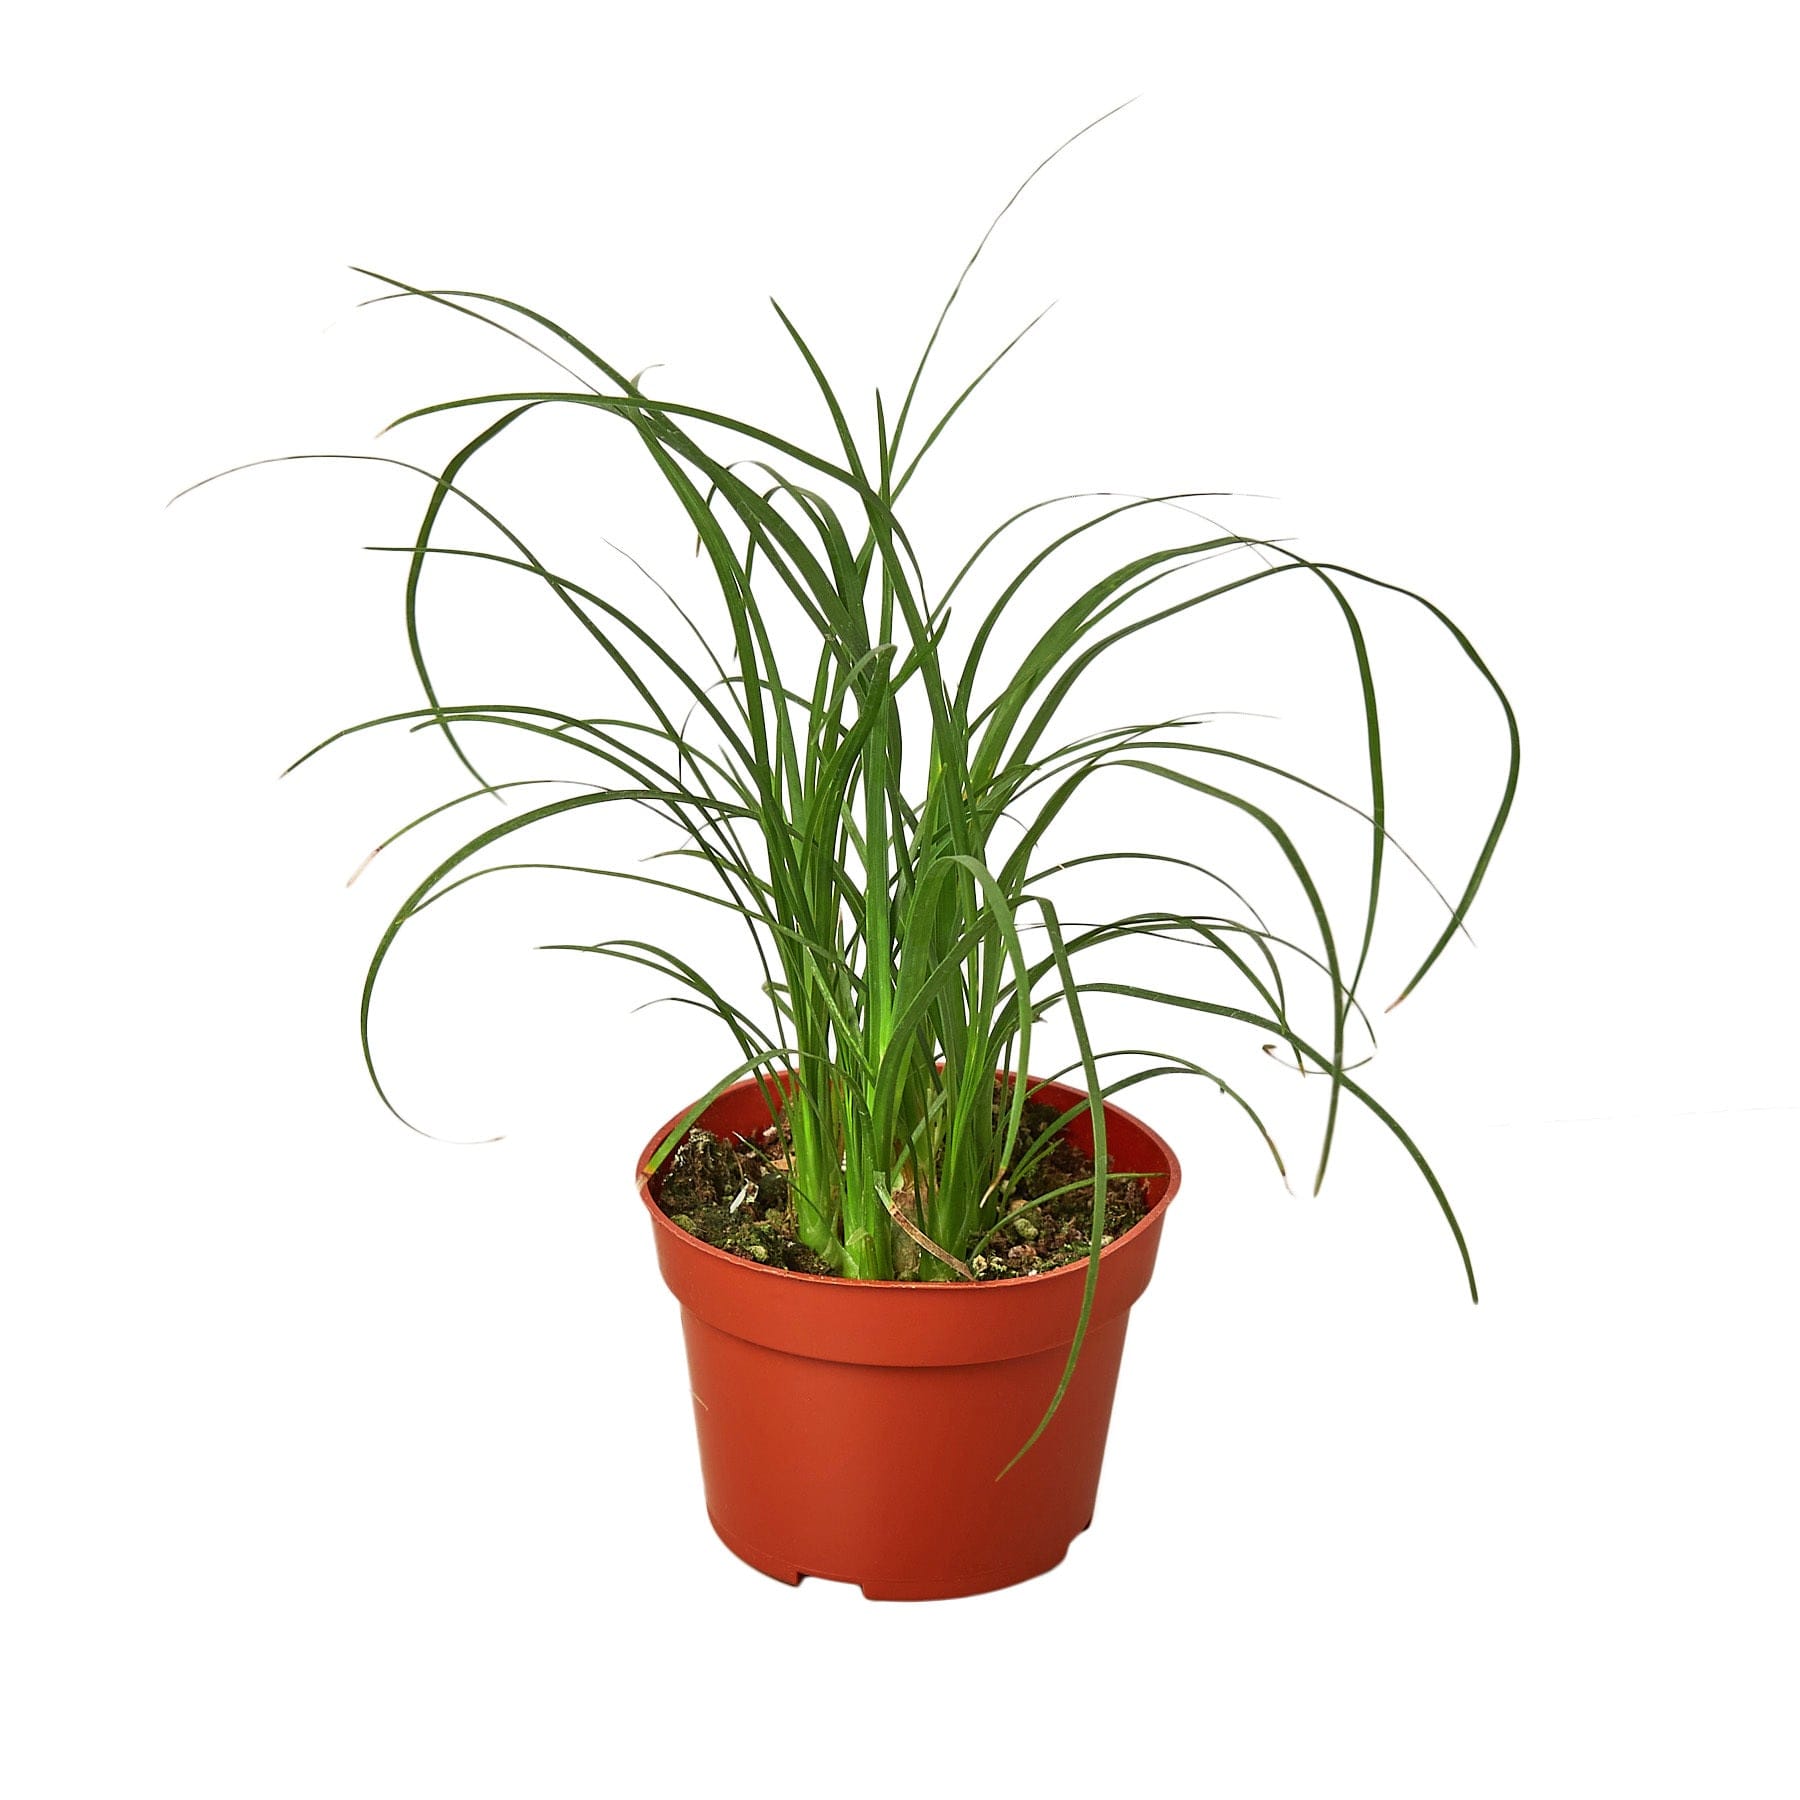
188, 112, 1517, 1600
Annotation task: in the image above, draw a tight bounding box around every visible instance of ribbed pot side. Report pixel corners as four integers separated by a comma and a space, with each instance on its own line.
637, 1075, 1180, 1601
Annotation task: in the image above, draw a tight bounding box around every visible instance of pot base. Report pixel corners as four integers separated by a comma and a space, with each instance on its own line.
708, 1509, 1093, 1601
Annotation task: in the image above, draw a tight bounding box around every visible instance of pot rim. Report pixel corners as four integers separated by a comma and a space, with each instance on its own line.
635, 1072, 1180, 1295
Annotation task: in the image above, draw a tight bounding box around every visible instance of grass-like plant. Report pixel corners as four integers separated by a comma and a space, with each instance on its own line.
186, 112, 1516, 1452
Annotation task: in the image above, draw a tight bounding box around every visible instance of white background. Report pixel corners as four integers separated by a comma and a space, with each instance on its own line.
5, 3, 1796, 1795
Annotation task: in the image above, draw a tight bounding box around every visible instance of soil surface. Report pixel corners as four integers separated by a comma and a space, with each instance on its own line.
652, 1089, 1151, 1280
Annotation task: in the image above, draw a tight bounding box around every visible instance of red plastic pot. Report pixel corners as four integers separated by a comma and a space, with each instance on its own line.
637, 1075, 1180, 1600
